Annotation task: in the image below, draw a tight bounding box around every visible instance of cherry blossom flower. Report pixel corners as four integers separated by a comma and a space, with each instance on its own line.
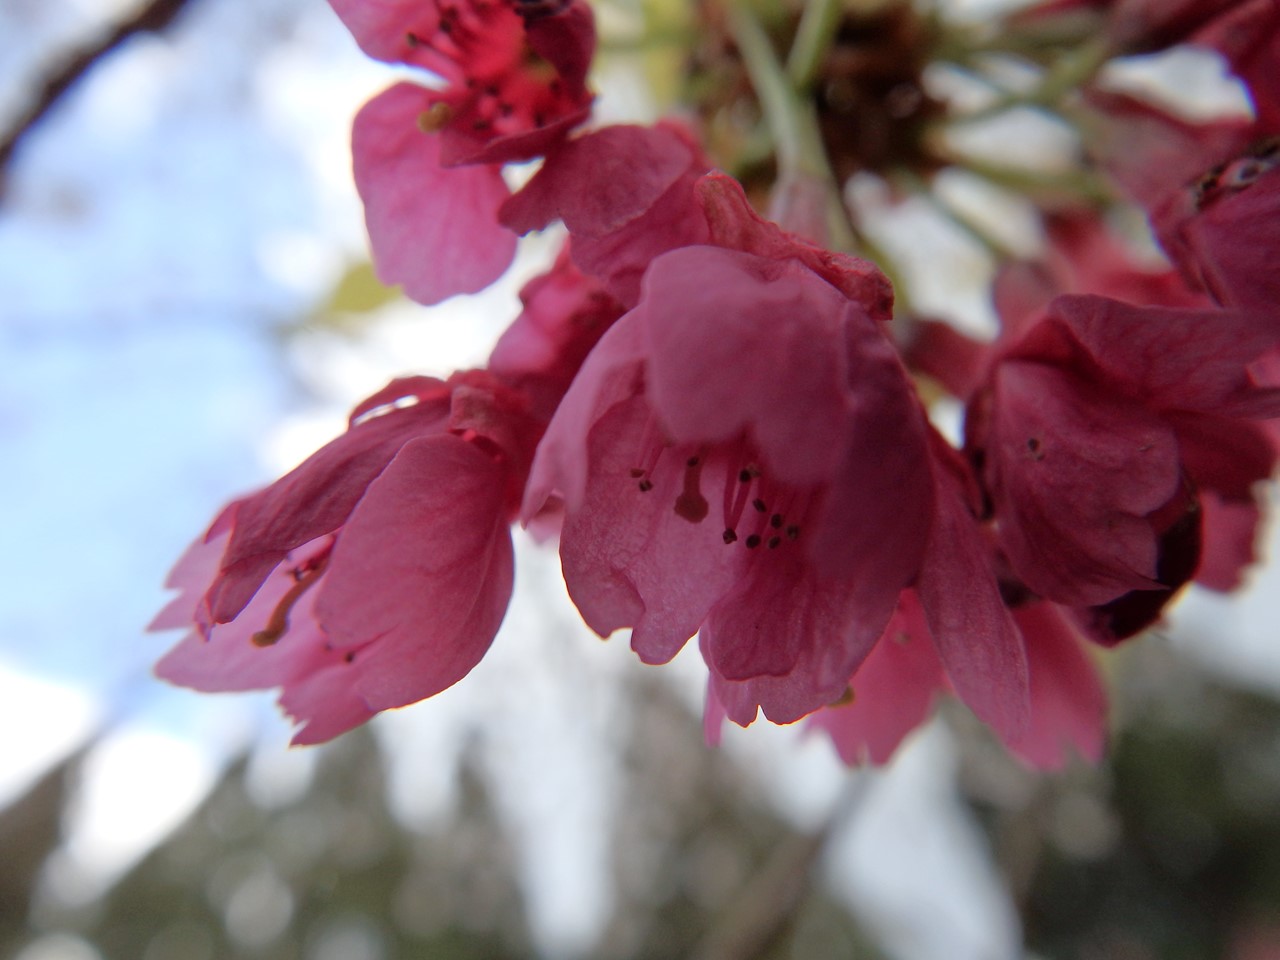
967, 294, 1280, 644
524, 243, 1029, 729
153, 373, 539, 743
332, 0, 596, 303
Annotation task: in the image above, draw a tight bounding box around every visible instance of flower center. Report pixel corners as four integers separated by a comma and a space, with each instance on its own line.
628, 426, 808, 551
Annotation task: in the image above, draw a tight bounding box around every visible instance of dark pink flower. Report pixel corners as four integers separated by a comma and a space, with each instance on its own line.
525, 244, 941, 724
1154, 137, 1280, 312
967, 294, 1280, 642
334, 0, 596, 303
330, 0, 594, 165
154, 373, 539, 743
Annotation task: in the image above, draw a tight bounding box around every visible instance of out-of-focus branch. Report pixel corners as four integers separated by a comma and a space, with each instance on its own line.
0, 0, 195, 195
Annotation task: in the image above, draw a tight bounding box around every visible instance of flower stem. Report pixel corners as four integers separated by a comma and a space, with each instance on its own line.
727, 1, 856, 249
785, 0, 843, 92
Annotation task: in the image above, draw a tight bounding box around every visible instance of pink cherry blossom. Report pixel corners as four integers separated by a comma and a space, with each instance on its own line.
154, 373, 539, 743
333, 0, 596, 303
525, 244, 941, 725
968, 294, 1280, 643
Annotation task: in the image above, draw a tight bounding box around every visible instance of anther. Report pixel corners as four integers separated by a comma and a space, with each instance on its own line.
417, 102, 455, 134
752, 498, 767, 513
638, 479, 654, 492
723, 529, 738, 544
745, 534, 762, 549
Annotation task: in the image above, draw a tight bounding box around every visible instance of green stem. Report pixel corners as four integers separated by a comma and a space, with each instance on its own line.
727, 2, 856, 250
947, 32, 1113, 126
785, 0, 843, 92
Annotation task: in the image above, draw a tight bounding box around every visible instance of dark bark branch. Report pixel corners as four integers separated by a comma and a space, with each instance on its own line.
0, 0, 195, 194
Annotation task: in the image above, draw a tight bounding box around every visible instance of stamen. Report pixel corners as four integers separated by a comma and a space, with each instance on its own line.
251, 554, 329, 647
418, 102, 455, 134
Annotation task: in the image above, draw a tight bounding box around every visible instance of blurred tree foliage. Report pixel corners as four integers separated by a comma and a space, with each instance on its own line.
5, 649, 1280, 959
2, 680, 882, 960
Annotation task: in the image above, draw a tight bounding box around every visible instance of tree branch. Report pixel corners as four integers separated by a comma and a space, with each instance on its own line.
0, 0, 196, 194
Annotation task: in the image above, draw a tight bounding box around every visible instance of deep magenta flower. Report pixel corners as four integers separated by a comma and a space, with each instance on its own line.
524, 244, 1028, 732
154, 373, 539, 743
967, 294, 1280, 643
1155, 137, 1280, 312
333, 0, 596, 303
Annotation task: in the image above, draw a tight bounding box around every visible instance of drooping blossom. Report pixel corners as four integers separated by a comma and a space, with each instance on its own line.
967, 293, 1280, 644
333, 0, 596, 303
524, 243, 1029, 733
154, 372, 540, 743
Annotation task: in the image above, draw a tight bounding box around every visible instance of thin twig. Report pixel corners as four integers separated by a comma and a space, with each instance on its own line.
0, 0, 196, 196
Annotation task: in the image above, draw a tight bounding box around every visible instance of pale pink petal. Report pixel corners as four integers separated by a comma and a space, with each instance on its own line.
353, 83, 516, 305
209, 398, 451, 623
1006, 602, 1108, 770
316, 434, 514, 711
558, 397, 743, 663
918, 451, 1030, 741
809, 592, 948, 765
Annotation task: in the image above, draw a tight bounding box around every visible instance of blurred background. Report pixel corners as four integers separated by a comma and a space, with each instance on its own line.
4, 0, 1280, 958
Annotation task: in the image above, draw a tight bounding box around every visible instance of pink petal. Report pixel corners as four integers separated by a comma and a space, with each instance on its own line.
1196, 491, 1264, 592
703, 549, 894, 726
557, 396, 743, 663
209, 397, 451, 623
156, 537, 343, 693
1006, 602, 1108, 770
809, 592, 948, 765
990, 360, 1179, 606
315, 434, 514, 711
917, 445, 1029, 741
353, 83, 516, 305
499, 124, 697, 238
1049, 295, 1280, 415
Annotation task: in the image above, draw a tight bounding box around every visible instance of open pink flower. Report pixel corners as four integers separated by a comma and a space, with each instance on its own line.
334, 0, 596, 303
526, 244, 944, 724
154, 373, 539, 743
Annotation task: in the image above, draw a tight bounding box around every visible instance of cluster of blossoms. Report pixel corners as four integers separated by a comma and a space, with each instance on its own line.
155, 0, 1280, 768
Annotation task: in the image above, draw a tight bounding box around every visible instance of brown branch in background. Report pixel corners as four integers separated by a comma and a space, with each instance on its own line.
0, 0, 195, 194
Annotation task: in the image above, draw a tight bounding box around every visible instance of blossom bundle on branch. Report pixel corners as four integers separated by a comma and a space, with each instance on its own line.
155, 0, 1280, 769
